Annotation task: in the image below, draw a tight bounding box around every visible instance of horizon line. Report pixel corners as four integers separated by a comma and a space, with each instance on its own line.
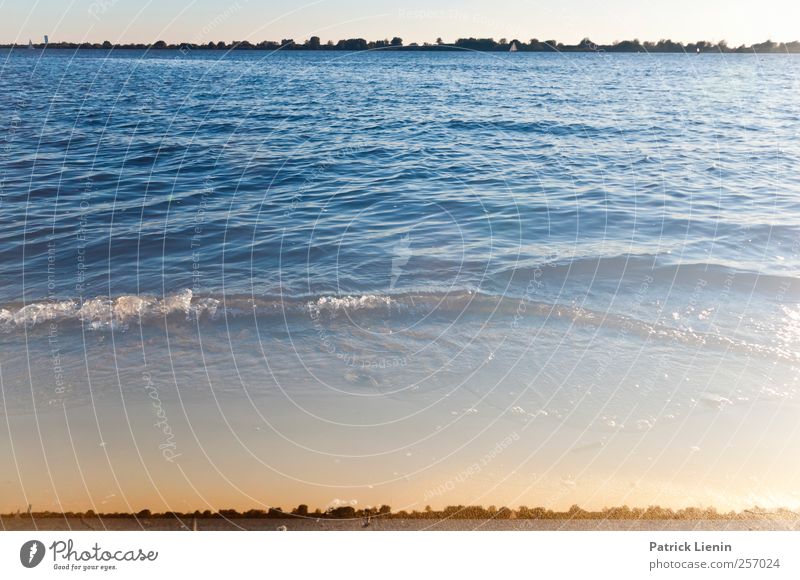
5, 37, 800, 54
4, 504, 799, 520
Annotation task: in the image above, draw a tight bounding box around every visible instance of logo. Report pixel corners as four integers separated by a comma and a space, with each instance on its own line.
389, 233, 412, 290
20, 540, 46, 568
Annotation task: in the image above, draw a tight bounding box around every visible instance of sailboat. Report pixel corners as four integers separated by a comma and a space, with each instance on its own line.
27, 39, 34, 49
509, 41, 518, 52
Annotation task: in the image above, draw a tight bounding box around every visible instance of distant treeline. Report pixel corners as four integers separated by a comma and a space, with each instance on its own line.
3, 504, 798, 520
5, 37, 800, 53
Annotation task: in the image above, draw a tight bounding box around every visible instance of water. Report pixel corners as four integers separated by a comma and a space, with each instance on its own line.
1, 49, 799, 514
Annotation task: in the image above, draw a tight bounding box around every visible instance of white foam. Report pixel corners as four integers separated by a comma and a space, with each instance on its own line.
0, 289, 221, 331
307, 294, 394, 315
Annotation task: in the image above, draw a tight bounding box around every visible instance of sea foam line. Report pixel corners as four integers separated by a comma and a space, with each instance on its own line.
0, 290, 796, 364
0, 289, 218, 330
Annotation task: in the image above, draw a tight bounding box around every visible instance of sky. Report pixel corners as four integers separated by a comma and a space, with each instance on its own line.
2, 0, 799, 47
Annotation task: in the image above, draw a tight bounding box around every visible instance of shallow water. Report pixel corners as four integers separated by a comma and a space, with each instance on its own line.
1, 49, 799, 514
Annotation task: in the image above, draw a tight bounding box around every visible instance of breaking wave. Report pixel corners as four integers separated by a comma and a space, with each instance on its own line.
0, 289, 214, 331
0, 289, 797, 364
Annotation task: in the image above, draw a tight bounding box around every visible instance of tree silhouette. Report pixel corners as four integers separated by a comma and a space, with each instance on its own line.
12, 36, 800, 53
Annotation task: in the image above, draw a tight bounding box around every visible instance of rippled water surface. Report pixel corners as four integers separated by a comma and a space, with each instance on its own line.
1, 49, 799, 514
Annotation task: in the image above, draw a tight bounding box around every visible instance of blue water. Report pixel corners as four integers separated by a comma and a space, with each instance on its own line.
1, 49, 799, 513
2, 50, 798, 303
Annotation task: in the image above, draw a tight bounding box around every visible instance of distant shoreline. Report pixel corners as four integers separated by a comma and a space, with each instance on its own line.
3, 505, 797, 523
3, 516, 799, 532
4, 37, 800, 53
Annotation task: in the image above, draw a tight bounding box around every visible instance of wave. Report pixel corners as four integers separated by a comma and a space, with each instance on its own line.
445, 118, 607, 137
0, 289, 217, 331
500, 255, 800, 293
0, 288, 796, 364
0, 289, 462, 331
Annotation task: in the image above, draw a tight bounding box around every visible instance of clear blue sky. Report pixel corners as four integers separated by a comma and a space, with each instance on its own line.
3, 0, 798, 46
